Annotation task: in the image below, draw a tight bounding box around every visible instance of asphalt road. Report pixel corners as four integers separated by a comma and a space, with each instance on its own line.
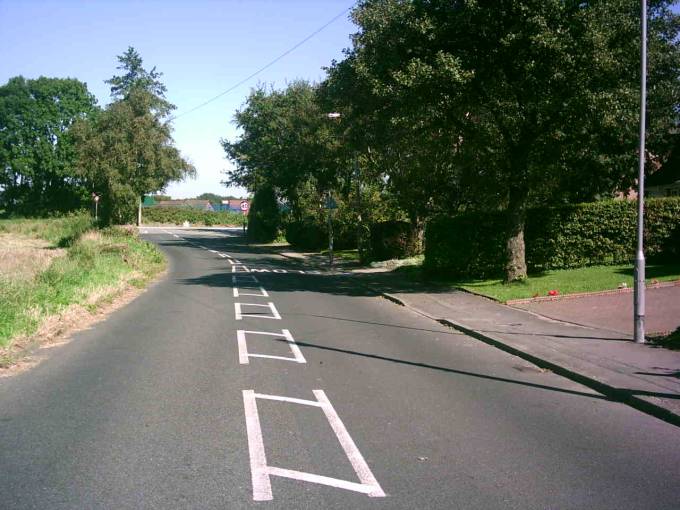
1, 227, 679, 509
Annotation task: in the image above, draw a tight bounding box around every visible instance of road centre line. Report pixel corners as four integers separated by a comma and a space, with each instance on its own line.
235, 302, 281, 320
243, 390, 385, 501
237, 329, 306, 364
233, 286, 269, 298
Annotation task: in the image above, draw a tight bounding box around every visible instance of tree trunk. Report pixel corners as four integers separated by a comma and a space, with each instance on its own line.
505, 186, 528, 282
137, 196, 142, 227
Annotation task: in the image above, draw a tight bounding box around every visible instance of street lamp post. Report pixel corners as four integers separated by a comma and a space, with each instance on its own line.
634, 0, 647, 344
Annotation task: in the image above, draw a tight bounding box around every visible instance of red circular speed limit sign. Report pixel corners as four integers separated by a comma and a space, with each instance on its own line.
240, 200, 249, 211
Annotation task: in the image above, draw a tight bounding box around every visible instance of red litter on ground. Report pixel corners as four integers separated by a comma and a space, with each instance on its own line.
548, 290, 559, 296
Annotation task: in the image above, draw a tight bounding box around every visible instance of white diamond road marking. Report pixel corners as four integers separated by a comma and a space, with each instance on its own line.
237, 329, 306, 364
243, 390, 385, 501
235, 302, 281, 321
233, 286, 269, 298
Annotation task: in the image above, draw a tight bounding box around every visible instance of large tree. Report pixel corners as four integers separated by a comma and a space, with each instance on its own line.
72, 49, 194, 224
222, 81, 340, 219
330, 0, 680, 281
0, 76, 97, 214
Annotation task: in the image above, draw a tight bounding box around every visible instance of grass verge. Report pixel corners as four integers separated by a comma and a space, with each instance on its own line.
0, 216, 165, 361
430, 263, 680, 302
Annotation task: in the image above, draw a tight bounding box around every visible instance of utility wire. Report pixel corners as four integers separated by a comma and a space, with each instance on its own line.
169, 4, 354, 121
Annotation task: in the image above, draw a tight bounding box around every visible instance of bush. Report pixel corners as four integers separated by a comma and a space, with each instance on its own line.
285, 219, 326, 250
369, 221, 421, 261
247, 186, 280, 243
142, 207, 243, 226
424, 198, 680, 278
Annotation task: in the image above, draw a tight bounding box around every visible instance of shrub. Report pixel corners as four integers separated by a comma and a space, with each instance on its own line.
285, 219, 326, 250
247, 186, 280, 243
368, 221, 421, 261
424, 198, 680, 278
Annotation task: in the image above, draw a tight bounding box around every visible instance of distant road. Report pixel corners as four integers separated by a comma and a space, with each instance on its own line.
1, 228, 679, 509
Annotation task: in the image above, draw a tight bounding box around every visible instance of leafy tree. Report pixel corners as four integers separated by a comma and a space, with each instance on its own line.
331, 0, 680, 281
0, 76, 97, 214
71, 48, 194, 224
72, 57, 194, 224
222, 81, 341, 218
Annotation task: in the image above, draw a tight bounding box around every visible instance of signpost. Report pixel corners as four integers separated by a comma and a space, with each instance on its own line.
325, 192, 337, 268
240, 200, 249, 234
92, 193, 100, 222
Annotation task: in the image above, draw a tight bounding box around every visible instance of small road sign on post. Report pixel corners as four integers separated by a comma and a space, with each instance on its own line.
240, 200, 249, 235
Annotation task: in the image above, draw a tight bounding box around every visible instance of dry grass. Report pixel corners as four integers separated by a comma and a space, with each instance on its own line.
0, 234, 66, 282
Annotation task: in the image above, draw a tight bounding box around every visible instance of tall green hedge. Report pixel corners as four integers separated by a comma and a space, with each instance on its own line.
425, 198, 680, 278
142, 207, 243, 226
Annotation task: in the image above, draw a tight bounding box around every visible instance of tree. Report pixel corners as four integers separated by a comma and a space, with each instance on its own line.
332, 0, 680, 281
72, 69, 194, 224
222, 81, 340, 219
0, 76, 97, 214
105, 46, 174, 117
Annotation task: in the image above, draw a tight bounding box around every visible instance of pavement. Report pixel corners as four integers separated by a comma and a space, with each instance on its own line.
2, 229, 680, 509
278, 249, 680, 426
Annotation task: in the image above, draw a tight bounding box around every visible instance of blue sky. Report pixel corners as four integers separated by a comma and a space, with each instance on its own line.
0, 0, 356, 198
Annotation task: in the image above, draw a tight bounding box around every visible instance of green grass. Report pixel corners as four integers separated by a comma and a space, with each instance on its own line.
0, 217, 165, 353
453, 263, 680, 302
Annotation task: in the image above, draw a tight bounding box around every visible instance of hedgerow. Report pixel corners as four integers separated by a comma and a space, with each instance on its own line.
424, 198, 680, 278
142, 207, 244, 226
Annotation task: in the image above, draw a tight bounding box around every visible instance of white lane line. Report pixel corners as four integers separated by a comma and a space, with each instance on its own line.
232, 275, 259, 284
218, 253, 228, 258
314, 390, 386, 497
232, 265, 250, 273
209, 249, 217, 253
233, 286, 269, 298
243, 390, 385, 501
237, 329, 306, 364
243, 390, 272, 501
234, 302, 281, 320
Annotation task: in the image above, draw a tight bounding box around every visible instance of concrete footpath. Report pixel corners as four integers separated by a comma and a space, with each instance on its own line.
277, 249, 680, 426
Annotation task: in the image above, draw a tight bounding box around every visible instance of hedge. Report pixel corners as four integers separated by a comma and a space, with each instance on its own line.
425, 198, 680, 278
284, 215, 357, 251
142, 207, 244, 226
369, 221, 421, 261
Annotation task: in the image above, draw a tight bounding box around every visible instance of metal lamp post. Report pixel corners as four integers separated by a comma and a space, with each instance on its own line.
325, 112, 342, 269
634, 0, 647, 344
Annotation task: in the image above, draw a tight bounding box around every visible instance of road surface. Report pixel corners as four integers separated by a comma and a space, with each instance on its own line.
1, 227, 679, 509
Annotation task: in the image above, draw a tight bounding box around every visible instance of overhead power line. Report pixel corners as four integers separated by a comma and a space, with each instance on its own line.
170, 3, 354, 121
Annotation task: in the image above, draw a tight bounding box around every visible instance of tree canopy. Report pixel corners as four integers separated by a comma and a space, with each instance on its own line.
0, 76, 97, 214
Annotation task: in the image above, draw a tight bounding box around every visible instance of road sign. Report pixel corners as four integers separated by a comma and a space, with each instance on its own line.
240, 200, 249, 212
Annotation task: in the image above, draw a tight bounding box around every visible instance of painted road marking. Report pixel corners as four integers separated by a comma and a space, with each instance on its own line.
232, 275, 259, 284
209, 249, 218, 253
249, 268, 322, 275
218, 253, 228, 258
232, 264, 250, 273
235, 302, 282, 321
243, 390, 385, 501
237, 329, 306, 364
233, 286, 269, 298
